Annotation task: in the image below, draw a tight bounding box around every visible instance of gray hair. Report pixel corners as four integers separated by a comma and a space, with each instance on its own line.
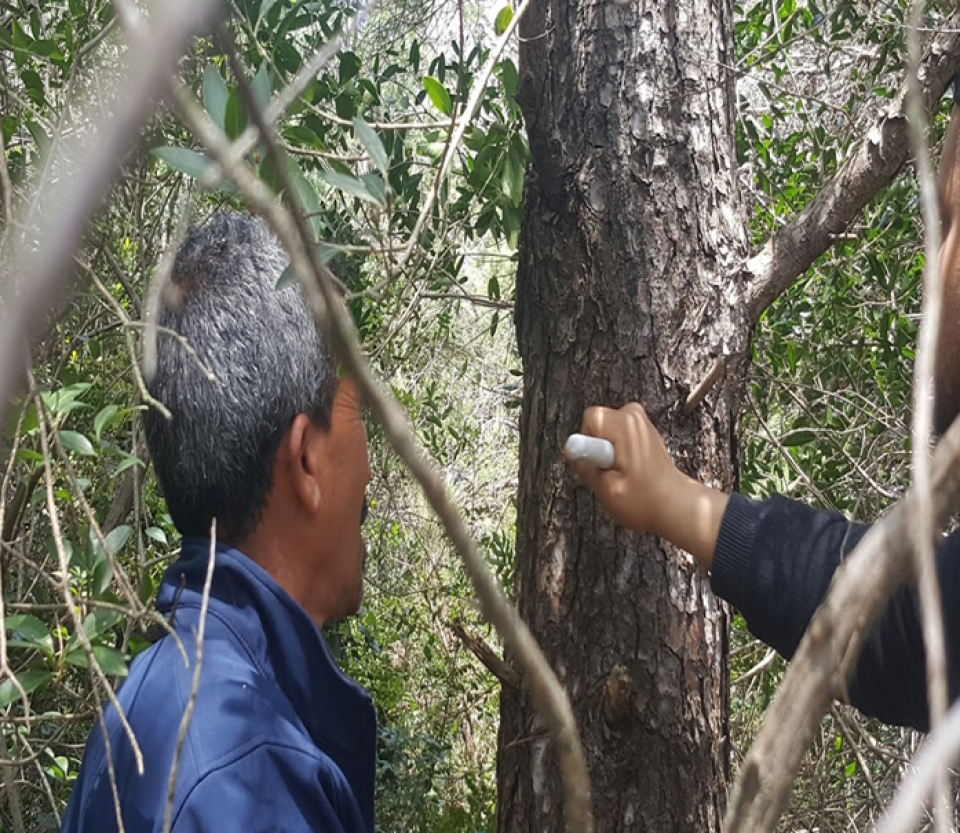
144, 213, 336, 540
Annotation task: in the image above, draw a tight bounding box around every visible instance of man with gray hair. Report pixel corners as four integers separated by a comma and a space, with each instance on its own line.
61, 213, 374, 832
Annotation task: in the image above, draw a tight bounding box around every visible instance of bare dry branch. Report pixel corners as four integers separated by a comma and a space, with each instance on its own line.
683, 356, 727, 415
451, 621, 522, 690
876, 698, 960, 833
0, 125, 13, 226
723, 412, 960, 833
744, 11, 960, 324
79, 257, 172, 419
904, 0, 951, 827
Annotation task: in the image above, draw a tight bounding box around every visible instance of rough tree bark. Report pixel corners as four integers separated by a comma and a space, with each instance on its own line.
497, 0, 748, 829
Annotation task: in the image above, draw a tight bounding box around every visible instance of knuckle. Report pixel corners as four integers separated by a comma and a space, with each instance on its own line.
582, 406, 606, 431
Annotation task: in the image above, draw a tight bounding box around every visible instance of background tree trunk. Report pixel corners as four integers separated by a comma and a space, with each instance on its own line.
498, 0, 750, 829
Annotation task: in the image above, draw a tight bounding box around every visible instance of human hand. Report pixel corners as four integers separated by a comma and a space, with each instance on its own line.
564, 403, 683, 535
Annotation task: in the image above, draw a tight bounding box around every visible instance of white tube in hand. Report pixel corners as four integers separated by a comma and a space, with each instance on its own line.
565, 434, 616, 469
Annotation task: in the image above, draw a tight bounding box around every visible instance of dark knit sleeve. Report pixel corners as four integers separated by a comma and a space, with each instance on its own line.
711, 493, 960, 731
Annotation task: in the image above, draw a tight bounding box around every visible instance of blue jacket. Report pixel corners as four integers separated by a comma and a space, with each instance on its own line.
60, 540, 377, 832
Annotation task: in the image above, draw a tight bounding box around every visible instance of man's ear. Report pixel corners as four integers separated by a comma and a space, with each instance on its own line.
282, 413, 323, 515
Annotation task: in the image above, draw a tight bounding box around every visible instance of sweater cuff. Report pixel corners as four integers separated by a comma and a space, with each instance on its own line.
710, 492, 764, 611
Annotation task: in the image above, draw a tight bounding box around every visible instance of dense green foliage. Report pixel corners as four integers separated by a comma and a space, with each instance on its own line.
0, 0, 949, 830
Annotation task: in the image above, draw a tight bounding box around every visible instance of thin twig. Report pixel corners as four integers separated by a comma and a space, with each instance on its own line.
142, 184, 195, 385
0, 124, 13, 225
905, 0, 952, 828
78, 257, 172, 419
299, 105, 455, 131
0, 398, 32, 717
876, 698, 960, 833
683, 356, 728, 414
731, 647, 777, 687
101, 245, 143, 318
828, 704, 885, 811
161, 524, 216, 833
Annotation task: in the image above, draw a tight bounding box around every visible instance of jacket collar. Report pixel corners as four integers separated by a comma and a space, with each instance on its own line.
156, 538, 376, 827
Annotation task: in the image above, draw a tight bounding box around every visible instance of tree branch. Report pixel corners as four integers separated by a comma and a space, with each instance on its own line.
904, 0, 951, 827
744, 11, 960, 325
723, 411, 960, 833
450, 621, 522, 689
875, 697, 960, 833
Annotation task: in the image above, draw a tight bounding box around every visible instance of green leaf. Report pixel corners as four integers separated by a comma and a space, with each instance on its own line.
503, 151, 522, 207
115, 453, 146, 474
780, 429, 816, 447
96, 646, 129, 678
44, 382, 91, 416
339, 51, 362, 83
352, 117, 389, 174
202, 65, 229, 131
258, 152, 282, 192
146, 526, 167, 546
26, 120, 50, 158
319, 171, 385, 205
284, 124, 321, 147
151, 147, 230, 192
423, 76, 453, 116
224, 90, 245, 140
276, 264, 298, 290
288, 164, 323, 237
21, 69, 46, 107
251, 62, 272, 115
92, 558, 112, 598
15, 448, 42, 464
59, 430, 95, 457
497, 59, 519, 101
0, 670, 52, 709
255, 0, 279, 30
494, 5, 514, 36
360, 172, 387, 204
93, 404, 119, 443
103, 525, 131, 558
79, 609, 123, 642
65, 645, 128, 678
261, 151, 323, 238
5, 615, 50, 643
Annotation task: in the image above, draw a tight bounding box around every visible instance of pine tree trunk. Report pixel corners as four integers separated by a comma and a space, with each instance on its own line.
498, 0, 750, 829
